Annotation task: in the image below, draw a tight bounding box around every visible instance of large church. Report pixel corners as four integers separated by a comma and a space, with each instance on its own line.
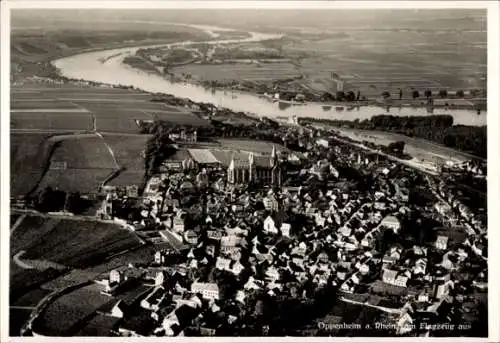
227, 146, 282, 187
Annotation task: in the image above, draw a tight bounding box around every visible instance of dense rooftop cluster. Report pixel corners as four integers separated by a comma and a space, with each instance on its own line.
85, 125, 488, 337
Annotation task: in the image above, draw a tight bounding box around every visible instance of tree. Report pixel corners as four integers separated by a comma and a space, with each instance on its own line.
346, 91, 356, 102
388, 140, 405, 153
65, 192, 82, 214
456, 89, 465, 98
381, 91, 391, 99
424, 89, 432, 98
35, 187, 66, 212
356, 90, 361, 101
335, 91, 345, 101
36, 186, 53, 212
438, 89, 448, 98
412, 90, 420, 99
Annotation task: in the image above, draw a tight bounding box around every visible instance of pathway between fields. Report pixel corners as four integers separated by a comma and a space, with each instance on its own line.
13, 250, 68, 271
94, 132, 121, 170
11, 214, 27, 233
13, 251, 35, 270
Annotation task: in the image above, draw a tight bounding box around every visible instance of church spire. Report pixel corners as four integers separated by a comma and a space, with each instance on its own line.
228, 153, 235, 184
248, 152, 255, 183
270, 145, 277, 167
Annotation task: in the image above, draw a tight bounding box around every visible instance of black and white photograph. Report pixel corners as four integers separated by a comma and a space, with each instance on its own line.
1, 1, 497, 340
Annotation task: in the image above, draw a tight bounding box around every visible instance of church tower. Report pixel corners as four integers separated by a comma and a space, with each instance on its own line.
228, 155, 235, 184
270, 145, 277, 168
248, 152, 256, 183
270, 145, 281, 186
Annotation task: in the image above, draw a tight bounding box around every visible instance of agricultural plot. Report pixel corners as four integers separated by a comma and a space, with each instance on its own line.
11, 288, 52, 308
102, 134, 148, 187
11, 214, 56, 255
11, 214, 21, 227
10, 261, 64, 303
11, 132, 58, 196
36, 168, 115, 194
94, 117, 147, 133
49, 136, 118, 170
74, 313, 121, 336
81, 245, 155, 278
14, 215, 141, 269
36, 283, 114, 336
30, 135, 120, 193
172, 62, 301, 82
10, 112, 93, 131
11, 99, 84, 111
150, 110, 210, 127
102, 134, 148, 171
67, 99, 172, 112
292, 28, 486, 92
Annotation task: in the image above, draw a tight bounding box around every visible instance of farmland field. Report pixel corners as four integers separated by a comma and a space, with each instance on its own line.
10, 261, 65, 303
149, 110, 210, 127
35, 283, 114, 336
172, 61, 301, 82
11, 112, 92, 131
11, 288, 52, 308
11, 85, 208, 133
102, 134, 148, 187
49, 136, 118, 169
11, 99, 84, 110
36, 168, 115, 194
31, 134, 120, 193
12, 215, 142, 269
11, 132, 60, 196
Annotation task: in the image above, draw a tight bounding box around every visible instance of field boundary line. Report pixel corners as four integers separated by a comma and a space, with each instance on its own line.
11, 213, 27, 233
13, 251, 35, 270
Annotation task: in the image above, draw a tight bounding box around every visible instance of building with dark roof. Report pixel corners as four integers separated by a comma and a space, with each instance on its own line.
227, 145, 282, 187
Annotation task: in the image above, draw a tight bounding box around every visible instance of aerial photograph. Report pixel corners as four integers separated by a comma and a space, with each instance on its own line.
8, 6, 487, 338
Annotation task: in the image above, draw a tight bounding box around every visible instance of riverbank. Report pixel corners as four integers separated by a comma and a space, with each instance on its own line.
51, 42, 487, 127
122, 49, 486, 113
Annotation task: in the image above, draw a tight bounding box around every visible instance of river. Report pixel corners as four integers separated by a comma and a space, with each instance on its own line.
53, 25, 486, 127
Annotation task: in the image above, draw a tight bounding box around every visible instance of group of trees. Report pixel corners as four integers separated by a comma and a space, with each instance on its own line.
32, 187, 86, 214
334, 90, 361, 102
381, 88, 470, 100
144, 127, 178, 178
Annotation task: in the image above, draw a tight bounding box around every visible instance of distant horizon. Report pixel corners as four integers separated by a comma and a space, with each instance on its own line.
11, 8, 486, 32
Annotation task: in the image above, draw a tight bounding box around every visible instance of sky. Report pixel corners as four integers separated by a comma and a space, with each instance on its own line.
11, 8, 486, 32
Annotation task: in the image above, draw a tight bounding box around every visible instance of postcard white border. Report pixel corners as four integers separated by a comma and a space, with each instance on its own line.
1, 1, 498, 342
